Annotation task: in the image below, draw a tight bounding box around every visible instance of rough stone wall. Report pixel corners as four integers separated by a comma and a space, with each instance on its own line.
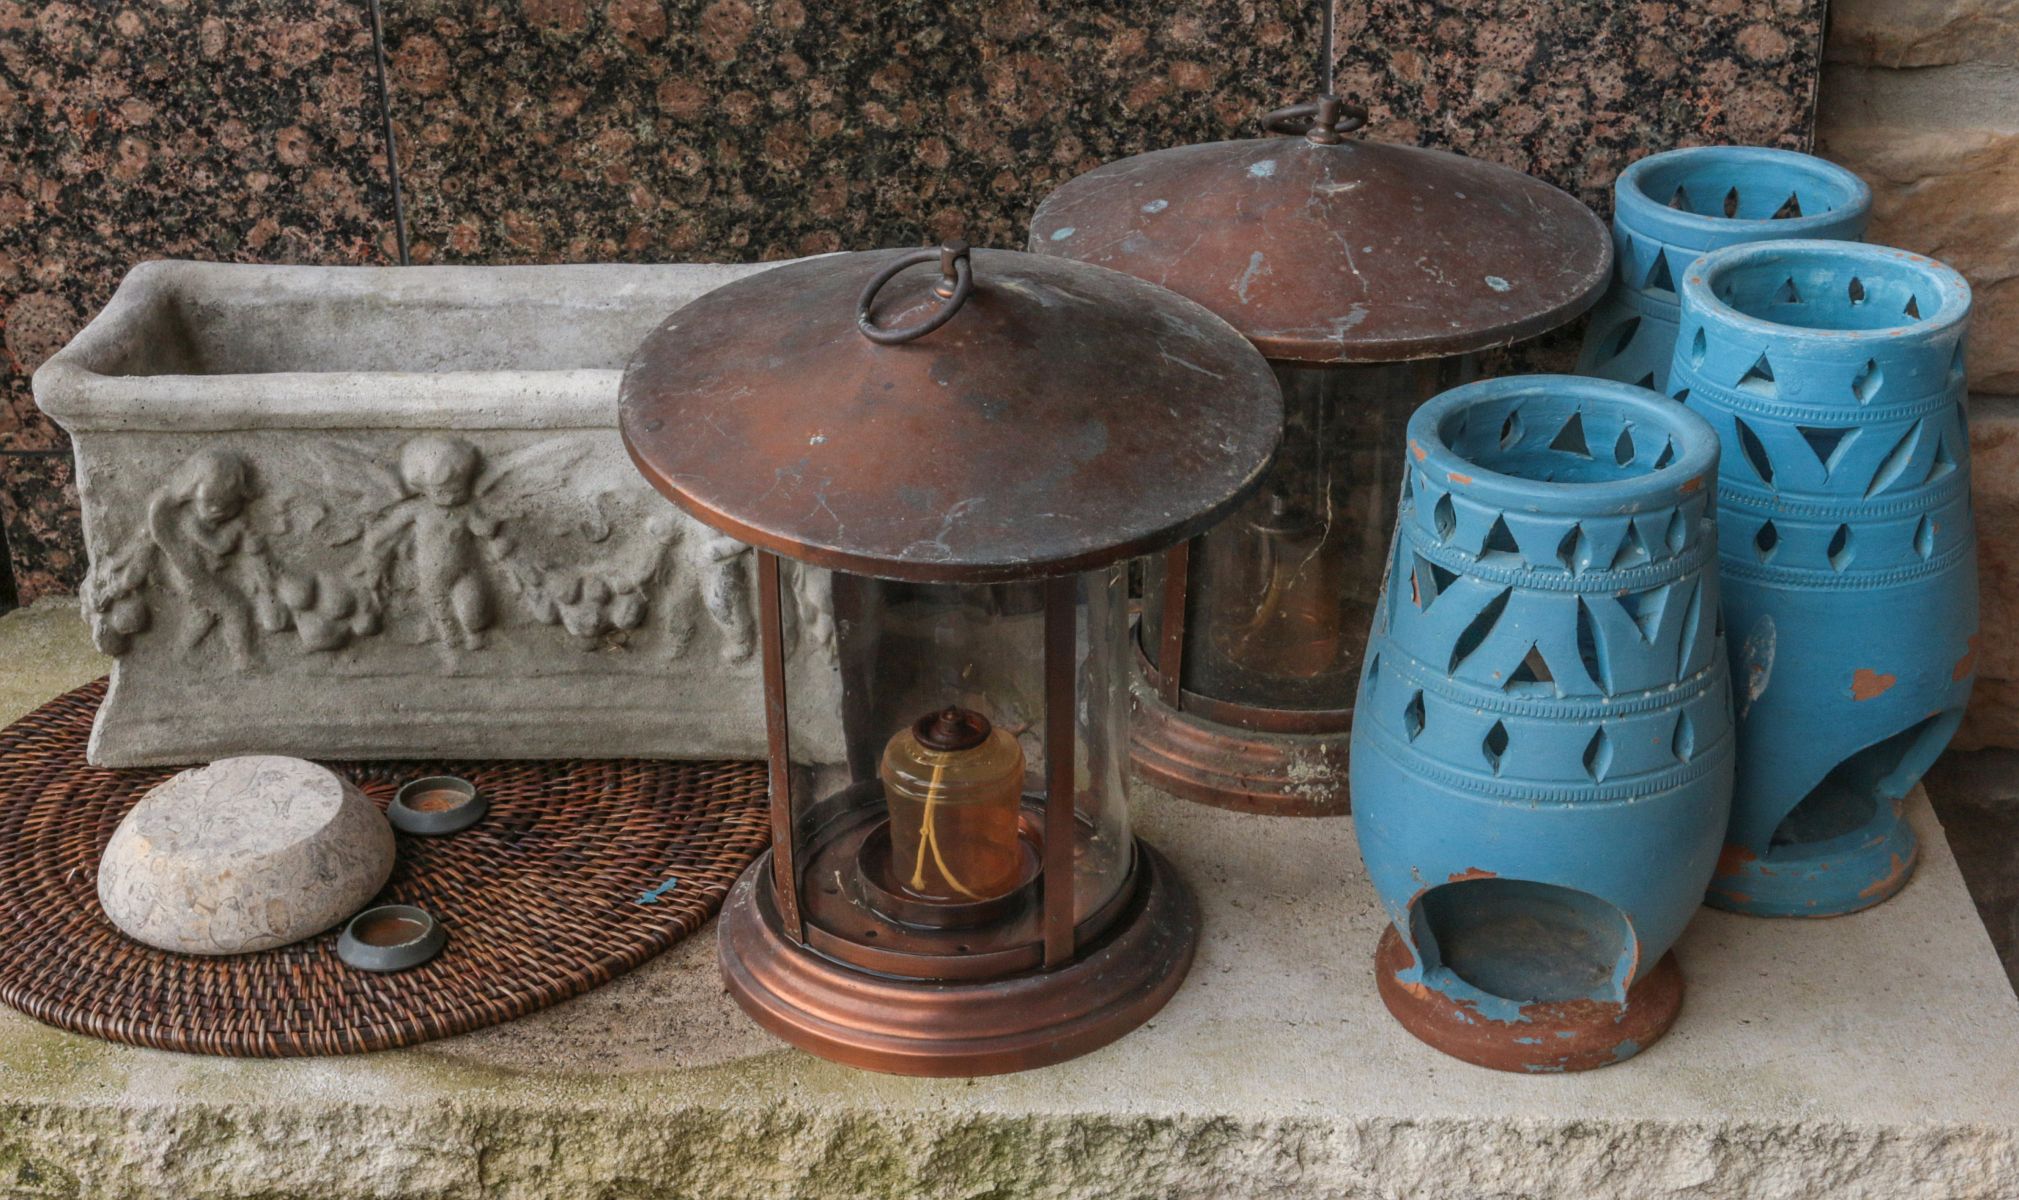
1816, 0, 2019, 746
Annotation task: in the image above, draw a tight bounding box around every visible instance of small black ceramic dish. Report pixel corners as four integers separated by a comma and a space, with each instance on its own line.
337, 904, 446, 973
388, 775, 487, 835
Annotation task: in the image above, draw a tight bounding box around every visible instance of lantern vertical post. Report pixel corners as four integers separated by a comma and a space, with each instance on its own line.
756, 549, 801, 941
1155, 540, 1190, 711
1041, 574, 1077, 968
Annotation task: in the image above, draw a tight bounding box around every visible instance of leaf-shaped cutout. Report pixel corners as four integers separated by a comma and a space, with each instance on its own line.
1734, 416, 1775, 484
1848, 276, 1867, 304
1634, 372, 1656, 390
1365, 652, 1380, 684
1951, 342, 1966, 380
1434, 493, 1457, 540
1482, 720, 1509, 774
1852, 358, 1883, 404
1671, 386, 1691, 405
1722, 186, 1740, 218
1610, 521, 1650, 571
1614, 426, 1636, 466
1508, 644, 1555, 689
1914, 515, 1934, 559
1617, 582, 1671, 643
1449, 588, 1513, 673
1771, 191, 1802, 219
1754, 519, 1779, 562
1583, 726, 1614, 783
1550, 411, 1592, 458
1736, 352, 1778, 397
1797, 425, 1855, 478
1667, 183, 1692, 211
1865, 420, 1924, 498
1928, 432, 1956, 482
1500, 407, 1524, 449
1672, 711, 1697, 762
1653, 437, 1676, 469
1904, 293, 1922, 320
1645, 250, 1676, 292
1577, 598, 1607, 692
1403, 690, 1425, 741
1483, 514, 1520, 555
1690, 327, 1707, 369
1773, 275, 1802, 304
1676, 580, 1704, 676
1414, 553, 1459, 609
1827, 523, 1853, 572
1556, 524, 1584, 572
1665, 509, 1688, 553
1601, 316, 1641, 361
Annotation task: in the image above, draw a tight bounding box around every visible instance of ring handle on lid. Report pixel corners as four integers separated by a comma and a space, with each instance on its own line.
857, 241, 974, 345
1262, 94, 1368, 145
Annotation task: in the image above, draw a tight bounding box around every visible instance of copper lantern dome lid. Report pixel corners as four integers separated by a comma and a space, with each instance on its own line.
1026, 97, 1614, 365
619, 244, 1282, 585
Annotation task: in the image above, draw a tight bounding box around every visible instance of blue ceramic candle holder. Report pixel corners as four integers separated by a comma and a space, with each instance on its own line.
1671, 240, 1977, 917
1578, 146, 1870, 393
1352, 375, 1734, 1072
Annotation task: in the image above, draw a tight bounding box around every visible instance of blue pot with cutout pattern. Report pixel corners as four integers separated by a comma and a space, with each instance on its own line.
1670, 240, 1977, 918
1351, 375, 1734, 1072
1578, 147, 1870, 393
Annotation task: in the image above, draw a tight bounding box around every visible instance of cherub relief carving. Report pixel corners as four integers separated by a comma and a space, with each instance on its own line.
83, 449, 272, 665
82, 434, 839, 670
323, 435, 589, 654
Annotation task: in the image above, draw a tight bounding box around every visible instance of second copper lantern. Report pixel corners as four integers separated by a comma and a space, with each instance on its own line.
621, 243, 1280, 1074
1030, 97, 1614, 815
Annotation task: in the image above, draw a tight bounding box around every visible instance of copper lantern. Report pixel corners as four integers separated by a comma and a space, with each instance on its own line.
1029, 97, 1614, 815
620, 243, 1281, 1074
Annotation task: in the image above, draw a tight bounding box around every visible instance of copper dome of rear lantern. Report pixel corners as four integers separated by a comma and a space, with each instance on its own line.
1028, 97, 1614, 364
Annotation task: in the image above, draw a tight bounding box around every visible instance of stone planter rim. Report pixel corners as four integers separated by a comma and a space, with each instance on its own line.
1614, 146, 1873, 251
32, 260, 771, 433
1680, 239, 1972, 351
1407, 374, 1719, 517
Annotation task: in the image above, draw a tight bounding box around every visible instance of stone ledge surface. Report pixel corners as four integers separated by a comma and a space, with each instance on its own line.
0, 599, 2016, 1199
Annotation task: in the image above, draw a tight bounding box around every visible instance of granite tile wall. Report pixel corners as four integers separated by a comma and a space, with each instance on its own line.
0, 0, 1827, 606
0, 0, 395, 603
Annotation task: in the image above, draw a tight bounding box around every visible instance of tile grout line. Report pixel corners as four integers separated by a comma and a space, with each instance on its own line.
1321, 0, 1334, 95
366, 0, 411, 266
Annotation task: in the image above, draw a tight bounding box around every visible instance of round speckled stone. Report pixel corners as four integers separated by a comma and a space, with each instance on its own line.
97, 756, 395, 955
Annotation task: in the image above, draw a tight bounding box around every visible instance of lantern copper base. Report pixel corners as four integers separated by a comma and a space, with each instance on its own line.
1372, 926, 1684, 1074
717, 841, 1198, 1077
1129, 680, 1351, 817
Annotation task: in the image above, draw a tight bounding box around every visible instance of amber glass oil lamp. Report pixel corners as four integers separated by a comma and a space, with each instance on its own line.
1030, 96, 1613, 815
620, 241, 1281, 1074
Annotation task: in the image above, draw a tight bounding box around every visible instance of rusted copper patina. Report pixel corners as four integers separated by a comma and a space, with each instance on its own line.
622, 243, 1279, 1075
621, 245, 1281, 585
1031, 97, 1612, 816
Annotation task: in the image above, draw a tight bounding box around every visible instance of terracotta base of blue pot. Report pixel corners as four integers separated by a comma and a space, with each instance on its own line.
1372, 925, 1684, 1073
1705, 797, 1919, 918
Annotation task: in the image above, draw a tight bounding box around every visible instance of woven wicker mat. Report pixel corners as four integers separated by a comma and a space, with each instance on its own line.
0, 679, 769, 1056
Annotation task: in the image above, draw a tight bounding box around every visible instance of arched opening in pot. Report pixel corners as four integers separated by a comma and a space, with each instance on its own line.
1770, 709, 1964, 850
1409, 876, 1635, 1004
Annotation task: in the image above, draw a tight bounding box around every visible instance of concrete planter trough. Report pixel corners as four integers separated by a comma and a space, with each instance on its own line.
34, 261, 842, 767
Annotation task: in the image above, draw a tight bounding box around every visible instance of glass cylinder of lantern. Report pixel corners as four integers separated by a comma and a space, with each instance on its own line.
620, 242, 1281, 1075
1030, 96, 1614, 816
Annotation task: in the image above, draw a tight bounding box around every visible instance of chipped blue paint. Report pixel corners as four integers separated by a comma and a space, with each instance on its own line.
1141, 198, 1169, 213
1247, 159, 1276, 178
1673, 239, 1976, 918
1354, 374, 1734, 1069
1049, 226, 1076, 241
1484, 276, 1512, 293
1612, 1039, 1642, 1061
